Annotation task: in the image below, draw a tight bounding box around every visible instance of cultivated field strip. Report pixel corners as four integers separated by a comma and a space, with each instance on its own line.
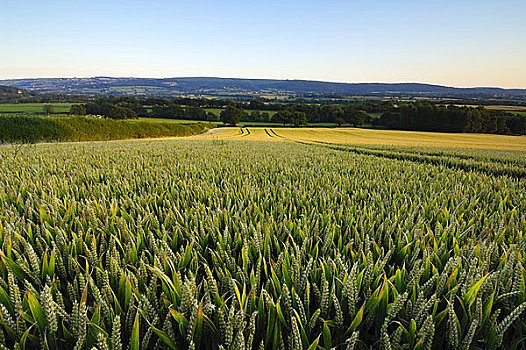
240, 128, 251, 137
268, 129, 526, 179
312, 143, 526, 179
189, 128, 280, 141
188, 127, 243, 139
273, 128, 526, 151
0, 140, 524, 349
264, 129, 286, 140
184, 127, 526, 151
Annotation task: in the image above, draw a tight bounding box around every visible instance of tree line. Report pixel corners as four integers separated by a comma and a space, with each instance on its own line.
75, 98, 381, 124
69, 97, 526, 135
378, 102, 526, 135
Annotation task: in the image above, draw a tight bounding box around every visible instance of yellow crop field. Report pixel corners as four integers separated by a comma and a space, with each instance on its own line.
485, 105, 526, 111
188, 127, 285, 141
181, 127, 526, 151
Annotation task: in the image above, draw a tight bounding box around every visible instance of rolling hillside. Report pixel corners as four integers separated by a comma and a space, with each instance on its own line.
1, 77, 525, 99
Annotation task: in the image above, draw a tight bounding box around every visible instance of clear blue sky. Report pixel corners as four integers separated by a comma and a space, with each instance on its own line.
1, 0, 525, 88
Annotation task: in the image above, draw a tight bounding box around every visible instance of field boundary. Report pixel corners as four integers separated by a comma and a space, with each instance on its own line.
0, 115, 215, 144
321, 143, 526, 179
270, 129, 526, 179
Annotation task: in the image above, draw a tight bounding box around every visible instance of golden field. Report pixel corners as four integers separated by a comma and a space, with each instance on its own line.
184, 127, 526, 151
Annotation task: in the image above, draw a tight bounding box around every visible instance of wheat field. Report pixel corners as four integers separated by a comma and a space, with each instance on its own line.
185, 127, 526, 151
0, 132, 524, 349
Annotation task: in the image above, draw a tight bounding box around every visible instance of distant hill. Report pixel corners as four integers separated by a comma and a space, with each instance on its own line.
0, 85, 38, 103
1, 77, 526, 100
0, 85, 91, 104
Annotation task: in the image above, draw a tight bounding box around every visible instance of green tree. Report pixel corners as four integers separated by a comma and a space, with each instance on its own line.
151, 104, 185, 119
344, 108, 367, 127
465, 109, 483, 132
248, 99, 266, 110
220, 106, 243, 126
335, 115, 346, 127
119, 101, 148, 117
272, 110, 293, 126
206, 111, 219, 122
43, 104, 54, 116
185, 106, 206, 121
84, 102, 101, 115
69, 104, 86, 116
260, 112, 270, 122
320, 105, 343, 123
291, 111, 307, 127
249, 111, 261, 122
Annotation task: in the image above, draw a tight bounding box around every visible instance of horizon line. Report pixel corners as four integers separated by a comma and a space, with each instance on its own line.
1, 75, 525, 90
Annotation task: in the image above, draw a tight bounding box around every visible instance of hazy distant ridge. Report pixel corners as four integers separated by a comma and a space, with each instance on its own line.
1, 77, 525, 99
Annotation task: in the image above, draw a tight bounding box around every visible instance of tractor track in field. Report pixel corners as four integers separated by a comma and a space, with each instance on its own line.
221, 128, 245, 138
264, 128, 278, 139
196, 128, 525, 179
268, 128, 312, 143
268, 129, 285, 139
319, 142, 526, 179
270, 129, 526, 179
239, 128, 251, 137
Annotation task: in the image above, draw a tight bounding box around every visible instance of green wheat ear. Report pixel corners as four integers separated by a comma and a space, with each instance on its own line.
0, 140, 524, 349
